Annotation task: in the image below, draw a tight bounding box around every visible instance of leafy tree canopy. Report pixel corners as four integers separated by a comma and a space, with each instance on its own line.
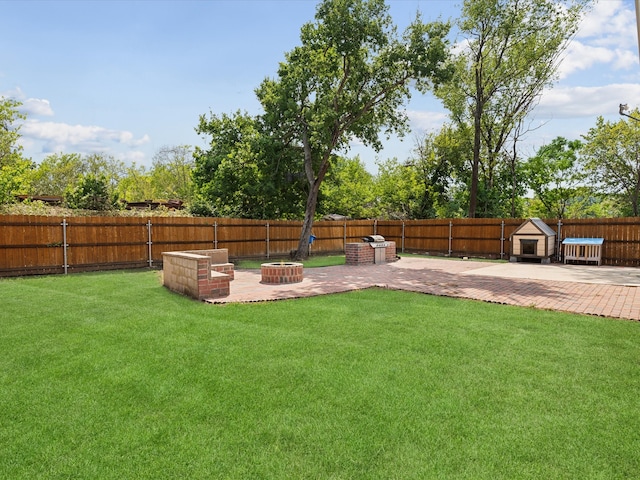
256, 0, 452, 257
582, 112, 640, 216
319, 156, 378, 219
193, 111, 307, 219
64, 173, 118, 211
437, 0, 591, 218
0, 97, 32, 204
0, 97, 27, 168
523, 137, 585, 219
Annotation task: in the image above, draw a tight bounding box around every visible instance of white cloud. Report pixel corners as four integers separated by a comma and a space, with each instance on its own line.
407, 110, 448, 131
123, 150, 147, 164
21, 97, 54, 116
558, 0, 639, 78
558, 42, 617, 78
1, 87, 55, 116
5, 87, 153, 164
20, 119, 150, 155
576, 0, 635, 45
535, 83, 640, 119
612, 48, 639, 70
0, 86, 25, 99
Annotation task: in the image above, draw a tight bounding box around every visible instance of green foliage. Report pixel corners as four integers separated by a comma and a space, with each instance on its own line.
29, 153, 84, 196
30, 148, 196, 211
115, 146, 195, 205
581, 113, 640, 216
409, 132, 464, 218
0, 97, 33, 204
64, 173, 118, 211
0, 158, 33, 204
256, 0, 452, 256
30, 152, 125, 201
375, 158, 424, 219
193, 111, 307, 219
0, 97, 27, 168
151, 145, 195, 202
186, 193, 215, 217
81, 153, 126, 192
193, 111, 265, 218
437, 0, 591, 217
1, 271, 639, 478
319, 156, 377, 218
523, 137, 588, 218
374, 129, 470, 220
116, 162, 154, 202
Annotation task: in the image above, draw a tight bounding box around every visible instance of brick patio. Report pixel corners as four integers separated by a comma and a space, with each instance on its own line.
205, 257, 640, 321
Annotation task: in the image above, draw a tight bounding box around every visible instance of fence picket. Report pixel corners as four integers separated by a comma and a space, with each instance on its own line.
1, 215, 638, 276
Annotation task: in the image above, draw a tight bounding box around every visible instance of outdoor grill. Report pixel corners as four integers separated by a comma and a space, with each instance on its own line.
362, 234, 390, 263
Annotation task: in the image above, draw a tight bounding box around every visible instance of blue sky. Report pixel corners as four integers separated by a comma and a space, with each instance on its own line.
2, 0, 639, 172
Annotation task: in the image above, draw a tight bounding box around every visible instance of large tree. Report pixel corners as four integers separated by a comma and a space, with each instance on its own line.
375, 158, 424, 219
319, 156, 378, 219
256, 0, 451, 258
30, 152, 125, 198
582, 112, 640, 216
437, 0, 590, 218
0, 97, 26, 167
150, 145, 195, 203
116, 163, 154, 203
117, 146, 195, 204
193, 111, 307, 219
0, 97, 33, 204
64, 173, 118, 211
523, 137, 585, 219
30, 153, 84, 196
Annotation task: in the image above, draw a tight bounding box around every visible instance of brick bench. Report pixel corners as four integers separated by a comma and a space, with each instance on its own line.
182, 248, 234, 280
162, 249, 233, 300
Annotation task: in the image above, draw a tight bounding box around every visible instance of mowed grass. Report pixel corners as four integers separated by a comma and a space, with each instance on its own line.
235, 254, 346, 269
1, 270, 639, 479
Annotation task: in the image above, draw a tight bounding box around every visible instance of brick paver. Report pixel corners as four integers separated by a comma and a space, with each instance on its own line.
206, 257, 640, 321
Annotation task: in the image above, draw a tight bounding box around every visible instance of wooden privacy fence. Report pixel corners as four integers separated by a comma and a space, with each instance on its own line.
1, 215, 639, 276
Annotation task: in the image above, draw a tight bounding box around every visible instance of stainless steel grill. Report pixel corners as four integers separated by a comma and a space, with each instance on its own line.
362, 235, 389, 263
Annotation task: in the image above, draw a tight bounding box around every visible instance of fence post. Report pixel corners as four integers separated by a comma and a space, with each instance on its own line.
500, 220, 505, 259
401, 221, 405, 253
266, 222, 270, 259
448, 221, 453, 257
556, 219, 563, 262
61, 218, 68, 274
373, 219, 377, 235
343, 222, 347, 251
214, 221, 218, 249
146, 219, 153, 268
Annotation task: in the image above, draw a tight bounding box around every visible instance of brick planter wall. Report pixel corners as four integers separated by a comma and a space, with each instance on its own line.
345, 243, 374, 265
346, 241, 397, 265
385, 241, 397, 262
162, 249, 232, 300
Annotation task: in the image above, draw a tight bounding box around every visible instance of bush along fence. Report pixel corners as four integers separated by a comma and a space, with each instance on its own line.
1, 215, 639, 276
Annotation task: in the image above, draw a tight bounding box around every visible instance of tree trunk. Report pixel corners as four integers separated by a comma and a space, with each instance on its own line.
293, 126, 334, 260
634, 167, 640, 217
469, 110, 481, 218
469, 67, 483, 219
293, 180, 321, 260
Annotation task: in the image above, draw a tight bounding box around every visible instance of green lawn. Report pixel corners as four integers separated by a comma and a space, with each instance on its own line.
1, 270, 639, 479
235, 254, 346, 269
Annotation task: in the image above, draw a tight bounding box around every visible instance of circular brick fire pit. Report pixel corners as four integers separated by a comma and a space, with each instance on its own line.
261, 262, 304, 284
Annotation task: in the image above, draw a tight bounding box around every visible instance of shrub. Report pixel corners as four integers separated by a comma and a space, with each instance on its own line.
64, 174, 118, 211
